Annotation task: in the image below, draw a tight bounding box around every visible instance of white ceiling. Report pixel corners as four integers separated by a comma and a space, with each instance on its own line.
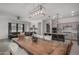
0, 3, 79, 21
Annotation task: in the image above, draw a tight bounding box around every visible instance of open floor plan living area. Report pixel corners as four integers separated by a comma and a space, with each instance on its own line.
0, 3, 79, 55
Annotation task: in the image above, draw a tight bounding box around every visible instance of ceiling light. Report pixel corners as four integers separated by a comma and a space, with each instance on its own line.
72, 11, 75, 13
29, 4, 46, 18
71, 11, 75, 16
34, 12, 37, 16
72, 14, 74, 16
40, 10, 43, 13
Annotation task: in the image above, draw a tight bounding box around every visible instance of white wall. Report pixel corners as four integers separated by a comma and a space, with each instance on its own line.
0, 15, 9, 39
59, 16, 79, 23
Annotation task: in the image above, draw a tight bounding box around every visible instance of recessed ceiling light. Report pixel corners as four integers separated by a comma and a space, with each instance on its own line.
72, 14, 74, 16
72, 11, 75, 16
72, 11, 75, 13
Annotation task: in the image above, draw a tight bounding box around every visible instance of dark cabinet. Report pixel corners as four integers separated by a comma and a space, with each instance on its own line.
52, 27, 57, 33
52, 33, 65, 42
77, 24, 79, 45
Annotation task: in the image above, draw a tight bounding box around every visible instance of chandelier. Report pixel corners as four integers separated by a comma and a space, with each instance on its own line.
29, 4, 46, 18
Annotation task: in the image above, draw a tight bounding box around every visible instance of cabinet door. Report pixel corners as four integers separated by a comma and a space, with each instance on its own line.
77, 24, 79, 45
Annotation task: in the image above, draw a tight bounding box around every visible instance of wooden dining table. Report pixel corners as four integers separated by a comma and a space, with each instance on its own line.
13, 37, 72, 55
